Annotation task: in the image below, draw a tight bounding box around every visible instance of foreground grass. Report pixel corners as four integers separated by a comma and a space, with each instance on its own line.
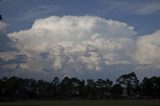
0, 100, 160, 106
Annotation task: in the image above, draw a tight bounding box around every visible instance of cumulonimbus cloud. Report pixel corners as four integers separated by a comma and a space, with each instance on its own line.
6, 16, 160, 79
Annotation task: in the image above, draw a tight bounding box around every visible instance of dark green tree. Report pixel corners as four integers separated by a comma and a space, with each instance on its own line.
111, 84, 123, 98
96, 79, 112, 99
0, 15, 2, 20
141, 76, 160, 98
86, 79, 96, 99
61, 77, 72, 98
116, 72, 139, 97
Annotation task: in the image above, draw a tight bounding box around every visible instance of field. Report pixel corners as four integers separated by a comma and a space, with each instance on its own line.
0, 100, 160, 106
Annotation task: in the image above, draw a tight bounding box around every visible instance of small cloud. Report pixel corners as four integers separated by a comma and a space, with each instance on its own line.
2, 63, 18, 70
0, 51, 17, 61
0, 21, 7, 31
134, 1, 160, 15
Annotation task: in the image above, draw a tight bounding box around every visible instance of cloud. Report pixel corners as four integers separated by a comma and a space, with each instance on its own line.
7, 16, 137, 78
6, 15, 160, 79
136, 30, 160, 68
134, 1, 160, 15
1, 63, 18, 70
97, 0, 160, 15
0, 51, 17, 61
0, 21, 7, 31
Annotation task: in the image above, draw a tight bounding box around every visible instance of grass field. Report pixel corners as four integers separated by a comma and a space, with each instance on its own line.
0, 100, 160, 106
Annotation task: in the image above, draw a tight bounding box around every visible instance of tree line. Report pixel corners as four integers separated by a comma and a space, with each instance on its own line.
0, 72, 160, 101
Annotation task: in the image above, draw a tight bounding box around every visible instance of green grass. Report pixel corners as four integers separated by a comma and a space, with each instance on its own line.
0, 100, 160, 106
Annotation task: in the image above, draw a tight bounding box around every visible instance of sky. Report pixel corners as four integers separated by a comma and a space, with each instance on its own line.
0, 0, 160, 81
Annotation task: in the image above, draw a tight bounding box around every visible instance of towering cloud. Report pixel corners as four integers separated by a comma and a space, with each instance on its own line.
6, 16, 160, 79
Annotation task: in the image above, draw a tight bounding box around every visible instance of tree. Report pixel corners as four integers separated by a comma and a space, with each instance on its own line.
111, 84, 123, 98
70, 78, 80, 97
116, 72, 139, 97
61, 77, 72, 98
141, 76, 160, 98
96, 79, 112, 99
86, 79, 96, 99
52, 77, 60, 98
0, 15, 2, 20
0, 74, 160, 101
78, 80, 85, 99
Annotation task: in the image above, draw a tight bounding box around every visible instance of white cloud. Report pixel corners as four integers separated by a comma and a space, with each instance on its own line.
136, 30, 160, 68
6, 15, 160, 78
7, 16, 136, 75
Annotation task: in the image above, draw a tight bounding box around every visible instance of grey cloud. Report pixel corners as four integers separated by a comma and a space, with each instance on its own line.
96, 0, 160, 15
0, 21, 7, 31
